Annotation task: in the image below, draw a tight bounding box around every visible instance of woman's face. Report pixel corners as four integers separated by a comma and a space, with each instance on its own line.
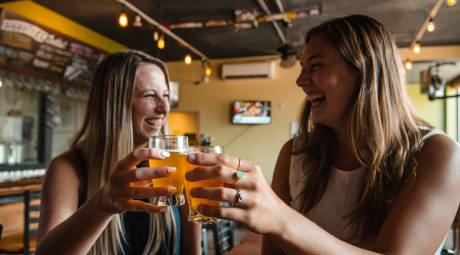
296, 33, 358, 130
132, 63, 170, 147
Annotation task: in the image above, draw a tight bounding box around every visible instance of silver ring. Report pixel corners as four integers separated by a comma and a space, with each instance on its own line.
233, 189, 246, 206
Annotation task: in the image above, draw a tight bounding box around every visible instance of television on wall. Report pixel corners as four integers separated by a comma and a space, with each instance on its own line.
231, 100, 271, 124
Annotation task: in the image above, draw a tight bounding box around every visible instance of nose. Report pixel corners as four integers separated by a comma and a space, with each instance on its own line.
296, 68, 311, 88
155, 96, 170, 114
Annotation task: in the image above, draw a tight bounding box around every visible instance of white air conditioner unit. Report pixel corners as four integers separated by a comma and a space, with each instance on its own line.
221, 61, 275, 80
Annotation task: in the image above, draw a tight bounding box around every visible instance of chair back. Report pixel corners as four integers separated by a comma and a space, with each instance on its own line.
23, 191, 41, 255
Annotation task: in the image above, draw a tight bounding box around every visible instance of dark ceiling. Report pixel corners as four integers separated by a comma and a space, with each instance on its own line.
30, 0, 460, 61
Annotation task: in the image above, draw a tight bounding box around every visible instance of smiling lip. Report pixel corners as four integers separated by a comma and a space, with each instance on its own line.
145, 118, 164, 129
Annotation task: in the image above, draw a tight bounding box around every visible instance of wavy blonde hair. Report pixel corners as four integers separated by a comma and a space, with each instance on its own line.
294, 15, 431, 244
70, 50, 176, 254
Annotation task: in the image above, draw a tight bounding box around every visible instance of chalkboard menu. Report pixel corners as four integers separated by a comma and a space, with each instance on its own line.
0, 8, 107, 86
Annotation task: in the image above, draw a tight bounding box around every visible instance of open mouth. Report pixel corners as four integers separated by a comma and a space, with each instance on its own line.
145, 118, 163, 129
306, 93, 326, 107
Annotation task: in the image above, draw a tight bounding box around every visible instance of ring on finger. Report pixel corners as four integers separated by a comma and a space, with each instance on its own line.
233, 189, 246, 207
232, 170, 245, 184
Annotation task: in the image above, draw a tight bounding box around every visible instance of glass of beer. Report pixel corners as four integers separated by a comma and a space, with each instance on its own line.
148, 135, 188, 206
184, 145, 224, 224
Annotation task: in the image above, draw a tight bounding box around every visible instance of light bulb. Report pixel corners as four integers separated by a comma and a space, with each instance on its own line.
413, 42, 421, 54
404, 58, 412, 70
447, 0, 457, 6
157, 35, 165, 49
185, 54, 192, 65
427, 18, 435, 32
118, 11, 128, 28
153, 31, 159, 41
133, 15, 142, 27
205, 67, 212, 77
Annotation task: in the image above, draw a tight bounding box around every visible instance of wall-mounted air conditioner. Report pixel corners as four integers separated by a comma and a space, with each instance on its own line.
221, 61, 275, 80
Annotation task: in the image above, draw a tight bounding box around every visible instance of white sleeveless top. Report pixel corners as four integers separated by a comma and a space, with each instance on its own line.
289, 128, 446, 250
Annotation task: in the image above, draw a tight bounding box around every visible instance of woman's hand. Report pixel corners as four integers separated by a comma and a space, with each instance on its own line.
97, 148, 176, 215
185, 153, 287, 235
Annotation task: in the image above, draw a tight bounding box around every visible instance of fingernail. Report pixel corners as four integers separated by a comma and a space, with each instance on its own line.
167, 167, 176, 174
188, 153, 196, 162
160, 150, 170, 158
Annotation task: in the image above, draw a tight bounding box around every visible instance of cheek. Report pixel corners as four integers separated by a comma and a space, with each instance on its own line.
132, 101, 151, 121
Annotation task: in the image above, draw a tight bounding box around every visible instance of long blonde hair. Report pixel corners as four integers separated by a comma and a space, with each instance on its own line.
294, 15, 431, 244
70, 50, 176, 254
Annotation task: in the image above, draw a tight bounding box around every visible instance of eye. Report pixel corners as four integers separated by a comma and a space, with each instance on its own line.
310, 63, 322, 70
163, 93, 170, 99
144, 92, 156, 97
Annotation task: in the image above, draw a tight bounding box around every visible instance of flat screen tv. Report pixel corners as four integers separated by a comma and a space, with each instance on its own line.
232, 100, 271, 124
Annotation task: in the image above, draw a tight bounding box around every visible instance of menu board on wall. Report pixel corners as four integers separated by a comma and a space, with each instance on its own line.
0, 8, 107, 86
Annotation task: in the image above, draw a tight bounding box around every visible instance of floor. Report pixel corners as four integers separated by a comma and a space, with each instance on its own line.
204, 223, 262, 255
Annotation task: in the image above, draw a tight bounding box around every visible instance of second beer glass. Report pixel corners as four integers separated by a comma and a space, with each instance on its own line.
184, 145, 224, 224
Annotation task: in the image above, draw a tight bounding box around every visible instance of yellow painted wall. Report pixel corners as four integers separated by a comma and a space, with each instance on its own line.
406, 84, 444, 130
168, 112, 200, 136
166, 58, 304, 181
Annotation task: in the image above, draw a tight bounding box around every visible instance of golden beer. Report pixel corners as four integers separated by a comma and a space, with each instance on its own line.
184, 146, 223, 224
148, 135, 188, 206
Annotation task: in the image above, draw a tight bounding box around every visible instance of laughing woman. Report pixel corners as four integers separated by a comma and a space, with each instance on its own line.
185, 15, 460, 254
36, 50, 200, 255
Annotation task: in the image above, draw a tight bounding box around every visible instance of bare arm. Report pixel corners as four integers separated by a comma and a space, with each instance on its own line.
187, 135, 460, 255
262, 139, 293, 255
270, 134, 460, 254
36, 148, 175, 255
180, 199, 202, 255
36, 153, 114, 255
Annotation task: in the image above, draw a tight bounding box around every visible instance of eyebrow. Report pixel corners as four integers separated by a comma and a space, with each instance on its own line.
307, 54, 323, 62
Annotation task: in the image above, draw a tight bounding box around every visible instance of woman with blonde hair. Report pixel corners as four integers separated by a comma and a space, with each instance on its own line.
36, 50, 201, 255
185, 15, 460, 254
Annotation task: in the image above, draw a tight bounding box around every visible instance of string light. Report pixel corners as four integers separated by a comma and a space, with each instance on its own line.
153, 31, 159, 41
447, 0, 457, 6
413, 41, 421, 54
205, 66, 212, 77
203, 61, 212, 77
184, 54, 192, 65
133, 14, 142, 27
427, 18, 435, 32
118, 10, 128, 28
157, 34, 165, 49
404, 58, 413, 70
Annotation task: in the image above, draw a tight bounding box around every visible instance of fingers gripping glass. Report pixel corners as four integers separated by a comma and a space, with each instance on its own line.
184, 145, 224, 224
148, 135, 188, 206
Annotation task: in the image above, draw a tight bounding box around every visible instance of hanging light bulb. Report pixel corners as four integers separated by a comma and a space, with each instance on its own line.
153, 31, 159, 41
447, 0, 457, 6
118, 10, 128, 28
404, 58, 413, 70
413, 41, 421, 54
203, 61, 212, 77
185, 54, 192, 65
157, 35, 165, 49
427, 18, 435, 32
133, 14, 142, 27
205, 66, 212, 77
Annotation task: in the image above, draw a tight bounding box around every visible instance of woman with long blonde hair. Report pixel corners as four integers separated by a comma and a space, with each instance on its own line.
36, 50, 201, 255
184, 15, 460, 254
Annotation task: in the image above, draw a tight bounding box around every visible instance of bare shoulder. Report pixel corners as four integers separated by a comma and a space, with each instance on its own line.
272, 139, 294, 203
374, 134, 460, 253
39, 150, 84, 240
415, 134, 460, 187
44, 150, 85, 191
